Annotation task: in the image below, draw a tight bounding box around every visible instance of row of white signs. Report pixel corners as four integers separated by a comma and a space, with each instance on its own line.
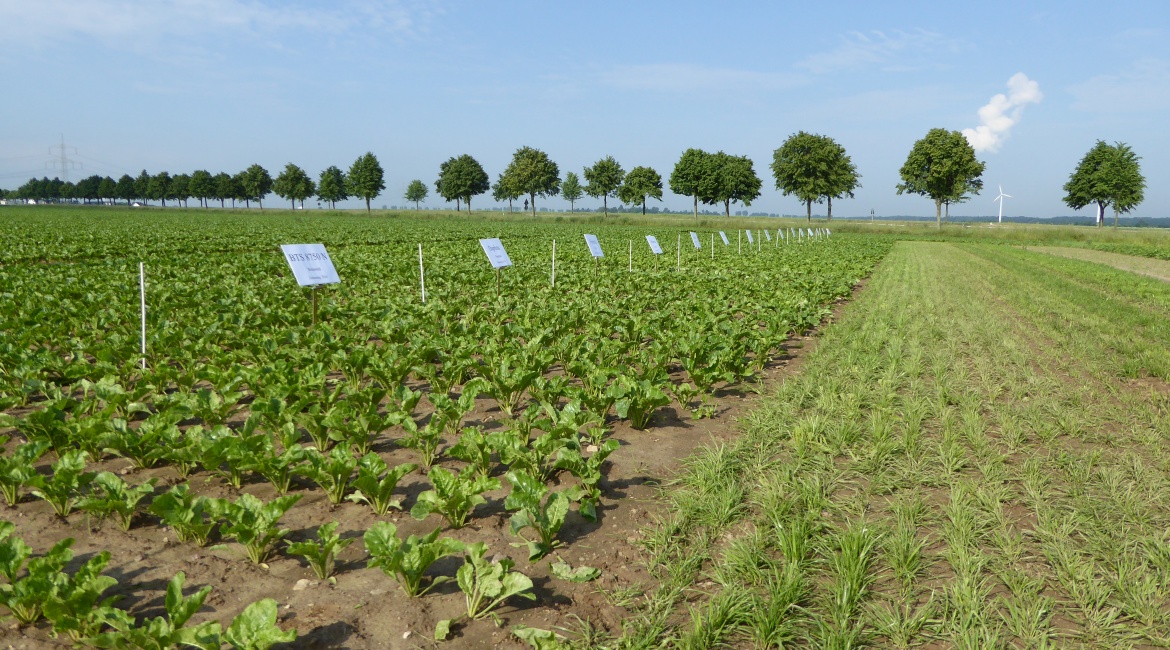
281, 228, 830, 285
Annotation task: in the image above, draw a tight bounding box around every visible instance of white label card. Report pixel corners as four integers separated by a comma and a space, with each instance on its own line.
719, 231, 730, 245
746, 230, 754, 244
827, 229, 831, 235
690, 231, 701, 249
479, 238, 513, 268
645, 235, 663, 255
584, 234, 604, 258
281, 244, 341, 286
764, 230, 771, 241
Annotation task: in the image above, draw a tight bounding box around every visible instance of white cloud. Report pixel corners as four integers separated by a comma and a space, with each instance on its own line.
796, 29, 952, 74
599, 63, 804, 94
0, 0, 436, 49
1068, 59, 1170, 113
961, 73, 1042, 154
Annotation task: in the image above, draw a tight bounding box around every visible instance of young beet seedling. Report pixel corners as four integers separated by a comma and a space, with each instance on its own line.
75, 472, 157, 531
218, 493, 302, 564
287, 521, 353, 580
148, 483, 225, 546
410, 466, 500, 529
300, 446, 357, 505
553, 438, 619, 522
504, 470, 572, 561
346, 453, 417, 516
89, 571, 219, 648
435, 542, 536, 640
0, 438, 49, 506
28, 450, 96, 518
448, 427, 493, 478
363, 521, 464, 597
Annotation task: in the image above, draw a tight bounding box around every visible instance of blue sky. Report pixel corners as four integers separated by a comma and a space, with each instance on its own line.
1, 0, 1167, 218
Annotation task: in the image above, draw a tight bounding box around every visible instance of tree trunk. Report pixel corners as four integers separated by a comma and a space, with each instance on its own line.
827, 196, 832, 221
642, 198, 646, 215
161, 198, 166, 208
467, 197, 471, 214
1114, 205, 1119, 228
259, 197, 264, 209
531, 192, 537, 217
945, 201, 950, 223
508, 197, 512, 212
693, 195, 698, 219
724, 199, 730, 217
603, 195, 608, 216
806, 200, 812, 222
365, 196, 371, 213
290, 198, 295, 209
220, 198, 225, 208
935, 199, 942, 228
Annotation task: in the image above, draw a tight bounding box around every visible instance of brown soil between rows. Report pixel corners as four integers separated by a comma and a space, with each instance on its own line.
1, 296, 850, 649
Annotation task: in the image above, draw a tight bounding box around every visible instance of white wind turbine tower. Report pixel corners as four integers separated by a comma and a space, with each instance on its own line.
994, 185, 1012, 224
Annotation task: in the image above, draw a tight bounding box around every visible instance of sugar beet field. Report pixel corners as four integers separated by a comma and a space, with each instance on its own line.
3, 207, 1170, 649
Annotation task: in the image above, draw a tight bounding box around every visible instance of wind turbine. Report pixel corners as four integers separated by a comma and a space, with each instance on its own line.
994, 185, 1012, 224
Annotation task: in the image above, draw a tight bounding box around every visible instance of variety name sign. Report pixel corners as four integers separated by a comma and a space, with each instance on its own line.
746, 230, 754, 244
646, 235, 663, 255
719, 231, 729, 245
281, 244, 341, 286
479, 238, 513, 268
690, 231, 701, 249
584, 234, 604, 258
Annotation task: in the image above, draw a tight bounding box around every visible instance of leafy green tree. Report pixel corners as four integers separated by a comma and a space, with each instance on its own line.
561, 171, 583, 212
669, 148, 711, 219
190, 170, 214, 208
242, 164, 273, 209
171, 174, 190, 208
230, 171, 249, 208
98, 176, 116, 205
316, 166, 347, 209
583, 156, 625, 216
1063, 140, 1146, 227
403, 179, 428, 210
896, 128, 985, 228
491, 174, 521, 212
115, 175, 135, 206
348, 152, 385, 213
274, 163, 315, 209
435, 154, 490, 212
134, 170, 151, 205
699, 152, 761, 217
771, 132, 860, 222
618, 166, 663, 215
148, 172, 171, 208
500, 146, 560, 216
213, 172, 234, 208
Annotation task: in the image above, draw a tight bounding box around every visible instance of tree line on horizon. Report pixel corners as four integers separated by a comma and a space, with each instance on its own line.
1, 132, 1147, 227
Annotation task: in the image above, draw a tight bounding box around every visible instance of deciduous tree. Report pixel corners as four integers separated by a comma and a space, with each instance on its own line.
149, 172, 171, 207
116, 174, 135, 206
171, 174, 191, 207
561, 171, 582, 212
316, 166, 347, 209
669, 148, 711, 219
771, 132, 860, 222
583, 156, 625, 216
896, 128, 985, 228
190, 170, 214, 208
404, 179, 428, 210
699, 152, 761, 217
348, 152, 385, 213
435, 154, 489, 212
274, 163, 315, 209
1063, 140, 1146, 227
618, 166, 663, 215
500, 146, 560, 216
242, 164, 274, 209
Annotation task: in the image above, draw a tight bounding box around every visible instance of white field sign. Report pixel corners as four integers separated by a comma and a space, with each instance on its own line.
746, 229, 754, 244
719, 231, 730, 245
478, 238, 513, 268
764, 229, 771, 241
690, 231, 701, 249
584, 234, 604, 258
281, 244, 341, 286
646, 235, 663, 255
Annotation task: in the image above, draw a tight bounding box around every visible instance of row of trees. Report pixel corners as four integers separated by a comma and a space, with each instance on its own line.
4, 137, 1145, 226
4, 153, 386, 213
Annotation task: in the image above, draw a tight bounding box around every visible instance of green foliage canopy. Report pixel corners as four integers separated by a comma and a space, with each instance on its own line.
348, 152, 386, 213
404, 179, 428, 210
771, 131, 860, 222
583, 156, 625, 216
617, 166, 663, 215
896, 128, 985, 227
1063, 140, 1146, 227
500, 146, 560, 216
435, 155, 489, 212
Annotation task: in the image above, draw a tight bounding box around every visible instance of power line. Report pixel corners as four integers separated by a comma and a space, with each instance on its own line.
47, 134, 81, 182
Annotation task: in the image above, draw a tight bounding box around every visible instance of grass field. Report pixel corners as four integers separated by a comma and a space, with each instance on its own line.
614, 241, 1170, 648
3, 206, 1170, 648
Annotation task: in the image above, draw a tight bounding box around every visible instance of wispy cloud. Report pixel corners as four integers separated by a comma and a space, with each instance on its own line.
0, 0, 438, 49
961, 72, 1042, 153
796, 29, 954, 74
1068, 59, 1170, 113
598, 63, 804, 95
